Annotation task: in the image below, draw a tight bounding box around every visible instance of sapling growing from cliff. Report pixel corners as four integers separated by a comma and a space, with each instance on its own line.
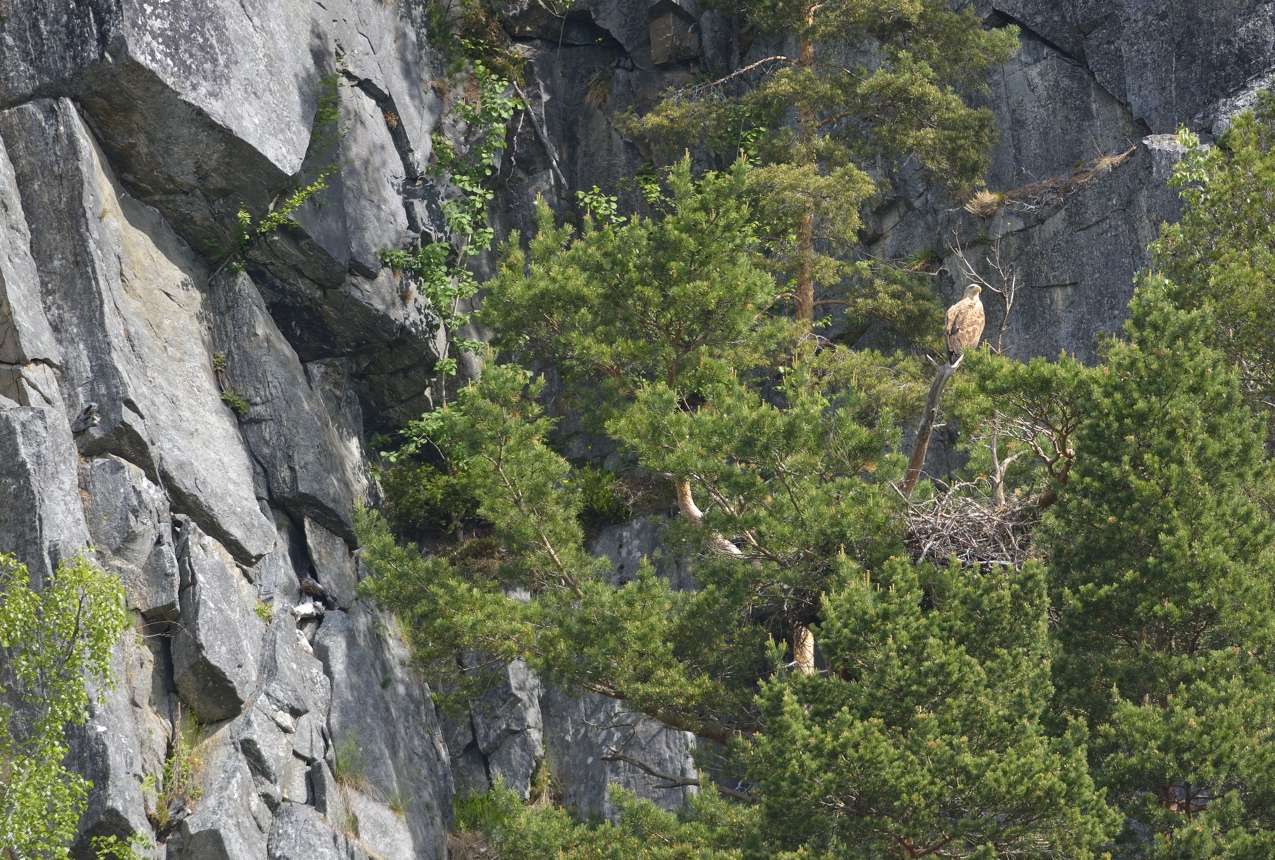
378, 62, 521, 406
209, 71, 346, 275
0, 553, 131, 858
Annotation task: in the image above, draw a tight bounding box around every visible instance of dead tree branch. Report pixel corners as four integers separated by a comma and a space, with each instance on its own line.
902, 355, 961, 496
948, 235, 1018, 354
510, 82, 569, 190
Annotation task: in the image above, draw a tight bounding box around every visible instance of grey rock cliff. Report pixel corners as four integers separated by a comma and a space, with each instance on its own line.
0, 0, 1270, 854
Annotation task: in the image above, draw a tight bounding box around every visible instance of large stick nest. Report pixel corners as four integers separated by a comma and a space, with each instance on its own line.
901, 483, 1041, 568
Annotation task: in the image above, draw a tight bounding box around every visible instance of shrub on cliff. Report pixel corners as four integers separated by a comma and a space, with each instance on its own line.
0, 553, 131, 858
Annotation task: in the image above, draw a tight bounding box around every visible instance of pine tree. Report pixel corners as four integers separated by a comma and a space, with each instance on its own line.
359, 162, 1116, 856
1153, 92, 1275, 440
746, 557, 1116, 859
625, 0, 1016, 329
1042, 278, 1275, 857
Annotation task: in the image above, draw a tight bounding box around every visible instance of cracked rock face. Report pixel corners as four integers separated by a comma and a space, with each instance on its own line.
0, 0, 1270, 855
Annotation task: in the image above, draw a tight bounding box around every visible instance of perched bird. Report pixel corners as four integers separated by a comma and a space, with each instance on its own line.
945, 284, 985, 363
300, 573, 339, 610
70, 402, 100, 434
299, 575, 328, 600
295, 628, 314, 655
293, 599, 324, 619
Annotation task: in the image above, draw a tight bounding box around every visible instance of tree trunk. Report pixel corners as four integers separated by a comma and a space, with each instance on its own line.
902, 357, 961, 496
676, 479, 744, 557
793, 625, 815, 674
796, 211, 814, 323
794, 29, 816, 325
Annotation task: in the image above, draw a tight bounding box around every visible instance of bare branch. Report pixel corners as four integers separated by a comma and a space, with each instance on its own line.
902, 355, 962, 496
947, 234, 1018, 354
672, 56, 798, 102
510, 82, 570, 190
599, 752, 702, 789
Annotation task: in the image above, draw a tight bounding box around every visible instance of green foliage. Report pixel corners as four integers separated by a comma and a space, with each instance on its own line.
606, 362, 910, 619
947, 347, 1095, 502
357, 365, 765, 738
377, 461, 480, 536
574, 186, 621, 224
364, 163, 937, 753
1154, 92, 1275, 440
426, 0, 527, 81
220, 389, 251, 417
0, 553, 130, 858
333, 730, 370, 790
151, 709, 205, 833
388, 782, 411, 818
621, 0, 1017, 332
483, 156, 788, 408
573, 465, 631, 533
469, 782, 751, 860
214, 72, 344, 270
454, 789, 512, 834
364, 60, 1275, 860
747, 558, 1117, 859
254, 601, 273, 623
1042, 277, 1275, 855
227, 173, 333, 265
91, 832, 151, 860
377, 62, 521, 401
307, 71, 345, 159
252, 175, 332, 238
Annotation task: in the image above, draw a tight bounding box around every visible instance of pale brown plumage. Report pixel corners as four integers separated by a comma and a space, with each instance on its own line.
946, 284, 985, 363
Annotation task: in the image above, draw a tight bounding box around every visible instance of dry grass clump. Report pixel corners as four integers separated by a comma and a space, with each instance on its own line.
585, 68, 614, 110
997, 145, 1137, 212
448, 830, 500, 860
964, 189, 1004, 218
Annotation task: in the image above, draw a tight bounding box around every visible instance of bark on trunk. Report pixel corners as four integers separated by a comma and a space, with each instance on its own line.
793, 625, 815, 675
796, 211, 814, 323
676, 479, 743, 557
902, 357, 962, 496
794, 30, 816, 325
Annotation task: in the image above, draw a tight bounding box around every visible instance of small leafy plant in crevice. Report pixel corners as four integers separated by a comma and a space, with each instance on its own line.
376, 62, 520, 405
388, 780, 413, 818
333, 730, 372, 793
147, 708, 205, 836
208, 71, 347, 275
220, 389, 251, 418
